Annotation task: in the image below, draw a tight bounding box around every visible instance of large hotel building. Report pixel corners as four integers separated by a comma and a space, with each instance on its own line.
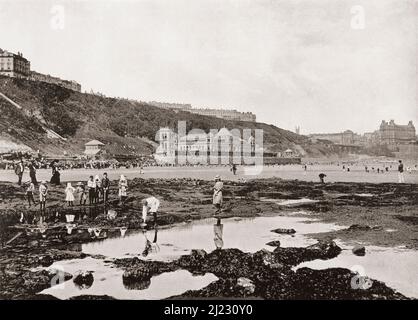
0, 48, 81, 92
0, 49, 31, 78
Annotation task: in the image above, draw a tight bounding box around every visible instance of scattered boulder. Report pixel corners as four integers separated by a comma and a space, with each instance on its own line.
347, 224, 371, 232
352, 245, 366, 256
271, 228, 296, 234
266, 240, 281, 247
73, 271, 94, 289
306, 240, 342, 258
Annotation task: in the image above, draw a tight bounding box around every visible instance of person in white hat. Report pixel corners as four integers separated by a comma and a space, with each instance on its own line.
141, 196, 160, 227
213, 175, 223, 216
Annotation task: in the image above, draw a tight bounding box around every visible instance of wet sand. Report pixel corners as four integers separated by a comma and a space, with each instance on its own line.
1, 164, 418, 184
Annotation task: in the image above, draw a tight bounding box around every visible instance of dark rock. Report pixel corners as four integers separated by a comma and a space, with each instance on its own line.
266, 240, 281, 247
123, 277, 151, 290
306, 240, 342, 258
352, 245, 366, 256
73, 271, 94, 289
347, 224, 371, 231
271, 228, 296, 234
273, 240, 342, 265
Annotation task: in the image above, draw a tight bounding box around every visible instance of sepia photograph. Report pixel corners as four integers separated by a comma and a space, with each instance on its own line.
0, 0, 417, 311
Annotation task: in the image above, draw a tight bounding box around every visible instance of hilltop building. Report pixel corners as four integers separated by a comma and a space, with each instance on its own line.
189, 108, 256, 122
148, 101, 192, 111
309, 130, 359, 146
0, 49, 31, 78
149, 101, 256, 122
378, 120, 416, 145
308, 120, 417, 152
0, 48, 81, 92
29, 71, 81, 92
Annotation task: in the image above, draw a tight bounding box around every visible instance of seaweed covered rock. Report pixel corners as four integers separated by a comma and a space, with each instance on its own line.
273, 240, 342, 265
352, 245, 366, 256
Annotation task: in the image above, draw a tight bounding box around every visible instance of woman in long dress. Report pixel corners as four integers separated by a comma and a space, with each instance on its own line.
65, 182, 75, 206
118, 175, 128, 205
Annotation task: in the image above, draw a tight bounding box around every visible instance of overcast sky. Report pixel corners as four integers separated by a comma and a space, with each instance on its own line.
1, 0, 417, 134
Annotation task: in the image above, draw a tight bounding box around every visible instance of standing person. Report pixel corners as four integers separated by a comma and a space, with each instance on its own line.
232, 164, 237, 175
65, 182, 75, 206
118, 175, 128, 205
141, 196, 160, 227
94, 175, 101, 203
101, 172, 110, 204
213, 175, 223, 216
76, 182, 87, 206
319, 173, 326, 183
26, 182, 36, 207
28, 161, 38, 186
14, 159, 25, 185
87, 176, 96, 205
398, 160, 405, 183
39, 181, 48, 212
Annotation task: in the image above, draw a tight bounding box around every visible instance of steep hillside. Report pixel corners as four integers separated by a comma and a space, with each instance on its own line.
0, 75, 333, 157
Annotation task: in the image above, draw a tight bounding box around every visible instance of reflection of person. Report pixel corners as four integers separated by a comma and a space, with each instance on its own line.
213, 219, 224, 250
141, 227, 159, 257
213, 175, 223, 216
141, 196, 160, 227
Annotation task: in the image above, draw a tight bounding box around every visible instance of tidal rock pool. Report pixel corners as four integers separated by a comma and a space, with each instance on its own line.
38, 215, 417, 299
40, 257, 217, 300
81, 216, 345, 261
295, 243, 418, 299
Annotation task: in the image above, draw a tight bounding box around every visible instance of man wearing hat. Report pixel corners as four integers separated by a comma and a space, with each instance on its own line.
14, 159, 25, 185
